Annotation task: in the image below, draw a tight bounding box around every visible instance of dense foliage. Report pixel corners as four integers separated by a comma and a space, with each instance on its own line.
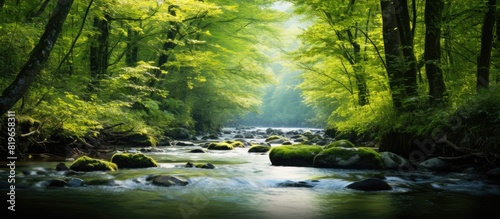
1, 0, 499, 166
0, 0, 286, 155
289, 0, 500, 159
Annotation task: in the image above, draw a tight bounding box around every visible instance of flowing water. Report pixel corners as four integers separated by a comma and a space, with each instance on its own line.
2, 127, 500, 219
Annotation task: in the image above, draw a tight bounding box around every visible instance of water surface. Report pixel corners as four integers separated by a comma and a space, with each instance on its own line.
3, 127, 500, 218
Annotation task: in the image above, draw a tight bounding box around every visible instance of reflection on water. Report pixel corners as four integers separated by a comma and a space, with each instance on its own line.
3, 127, 500, 218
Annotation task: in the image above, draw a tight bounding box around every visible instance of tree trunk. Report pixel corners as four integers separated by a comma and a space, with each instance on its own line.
0, 0, 73, 115
381, 0, 405, 109
443, 0, 454, 65
150, 5, 179, 89
353, 42, 369, 106
88, 14, 110, 91
424, 0, 446, 103
495, 4, 500, 84
477, 0, 496, 91
395, 0, 418, 97
125, 28, 139, 67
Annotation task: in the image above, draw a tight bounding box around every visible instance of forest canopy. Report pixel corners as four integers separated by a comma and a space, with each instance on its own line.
0, 0, 287, 152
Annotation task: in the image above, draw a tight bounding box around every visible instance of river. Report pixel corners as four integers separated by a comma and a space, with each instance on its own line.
2, 127, 500, 218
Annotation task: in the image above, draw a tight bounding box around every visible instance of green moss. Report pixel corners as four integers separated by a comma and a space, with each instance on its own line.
111, 153, 159, 169
248, 145, 271, 153
69, 156, 118, 172
127, 132, 157, 146
207, 142, 234, 150
357, 147, 382, 160
313, 147, 384, 169
225, 140, 245, 148
269, 145, 323, 167
324, 139, 355, 149
265, 135, 282, 142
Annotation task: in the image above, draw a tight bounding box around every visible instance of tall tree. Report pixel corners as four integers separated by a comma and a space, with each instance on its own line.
424, 0, 446, 103
151, 4, 180, 89
125, 27, 140, 67
380, 0, 418, 109
395, 0, 418, 97
0, 0, 73, 115
88, 13, 111, 91
381, 0, 406, 109
292, 0, 374, 106
477, 0, 496, 91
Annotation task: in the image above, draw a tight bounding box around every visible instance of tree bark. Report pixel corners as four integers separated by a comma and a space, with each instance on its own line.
395, 0, 418, 97
477, 0, 496, 91
353, 42, 369, 106
381, 0, 405, 109
496, 8, 500, 84
125, 28, 139, 67
424, 0, 446, 103
0, 0, 73, 115
88, 14, 111, 91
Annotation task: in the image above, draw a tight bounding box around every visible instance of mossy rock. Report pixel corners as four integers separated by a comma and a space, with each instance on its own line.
184, 162, 215, 169
248, 145, 271, 153
225, 140, 245, 148
111, 153, 159, 169
69, 156, 118, 172
265, 135, 282, 142
207, 142, 234, 150
313, 147, 384, 169
148, 175, 189, 187
324, 139, 355, 149
126, 132, 157, 146
269, 145, 323, 167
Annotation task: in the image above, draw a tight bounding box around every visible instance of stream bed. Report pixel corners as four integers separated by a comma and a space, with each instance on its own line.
2, 127, 500, 219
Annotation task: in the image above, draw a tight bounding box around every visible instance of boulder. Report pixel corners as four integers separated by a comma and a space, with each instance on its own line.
313, 147, 384, 169
47, 179, 68, 187
148, 175, 189, 187
185, 162, 215, 169
276, 180, 319, 188
323, 139, 355, 149
67, 178, 85, 187
225, 140, 245, 148
207, 142, 234, 150
346, 178, 392, 191
124, 132, 157, 146
176, 141, 195, 146
269, 145, 323, 167
380, 151, 410, 169
69, 156, 118, 172
248, 145, 271, 153
55, 162, 69, 171
417, 158, 450, 172
111, 153, 159, 169
189, 148, 206, 153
